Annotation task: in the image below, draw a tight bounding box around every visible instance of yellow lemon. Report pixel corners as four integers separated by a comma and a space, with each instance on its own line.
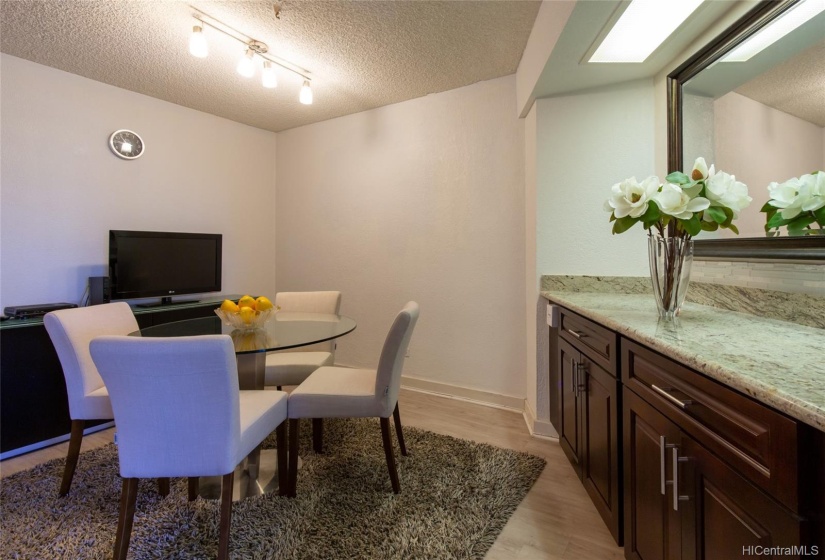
238, 295, 257, 310
239, 306, 256, 324
220, 299, 239, 313
255, 296, 274, 311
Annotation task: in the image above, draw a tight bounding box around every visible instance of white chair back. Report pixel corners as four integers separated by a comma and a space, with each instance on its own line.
44, 302, 138, 419
90, 335, 242, 478
274, 291, 342, 353
374, 302, 419, 417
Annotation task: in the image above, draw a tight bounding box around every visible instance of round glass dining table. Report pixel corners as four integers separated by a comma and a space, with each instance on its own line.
129, 311, 356, 499
130, 311, 357, 390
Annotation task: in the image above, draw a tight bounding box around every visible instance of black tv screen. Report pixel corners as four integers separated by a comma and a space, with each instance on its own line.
109, 230, 222, 301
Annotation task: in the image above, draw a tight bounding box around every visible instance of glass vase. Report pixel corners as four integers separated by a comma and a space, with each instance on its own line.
648, 234, 693, 321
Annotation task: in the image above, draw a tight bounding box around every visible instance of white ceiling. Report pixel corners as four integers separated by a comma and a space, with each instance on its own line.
0, 0, 541, 132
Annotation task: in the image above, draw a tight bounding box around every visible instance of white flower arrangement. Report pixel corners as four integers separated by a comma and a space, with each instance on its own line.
605, 157, 751, 238
762, 171, 825, 235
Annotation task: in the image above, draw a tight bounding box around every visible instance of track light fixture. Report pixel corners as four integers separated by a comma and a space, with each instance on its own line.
188, 9, 313, 104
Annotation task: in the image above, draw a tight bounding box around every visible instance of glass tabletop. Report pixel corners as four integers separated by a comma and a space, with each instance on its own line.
130, 311, 357, 354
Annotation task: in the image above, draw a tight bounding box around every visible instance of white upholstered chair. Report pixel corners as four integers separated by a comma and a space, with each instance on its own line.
265, 290, 341, 452
43, 302, 142, 497
90, 335, 289, 560
287, 301, 419, 496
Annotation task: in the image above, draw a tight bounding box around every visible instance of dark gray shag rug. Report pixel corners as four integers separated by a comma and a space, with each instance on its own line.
1, 418, 545, 559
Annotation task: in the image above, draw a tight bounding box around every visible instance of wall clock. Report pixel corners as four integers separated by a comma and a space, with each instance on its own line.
108, 129, 145, 160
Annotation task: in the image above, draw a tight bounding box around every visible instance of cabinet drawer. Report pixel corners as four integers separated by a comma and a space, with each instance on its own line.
559, 308, 618, 376
621, 338, 800, 512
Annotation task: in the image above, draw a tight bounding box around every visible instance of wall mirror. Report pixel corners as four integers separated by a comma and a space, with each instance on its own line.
668, 0, 825, 260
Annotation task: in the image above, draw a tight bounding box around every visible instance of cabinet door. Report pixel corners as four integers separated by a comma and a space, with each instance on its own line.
582, 357, 622, 544
558, 337, 581, 470
624, 388, 682, 560
680, 435, 803, 560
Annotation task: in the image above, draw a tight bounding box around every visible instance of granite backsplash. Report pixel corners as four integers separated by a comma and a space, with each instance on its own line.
541, 275, 825, 329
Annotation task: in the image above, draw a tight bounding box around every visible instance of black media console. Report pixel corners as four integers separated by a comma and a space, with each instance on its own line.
0, 296, 235, 459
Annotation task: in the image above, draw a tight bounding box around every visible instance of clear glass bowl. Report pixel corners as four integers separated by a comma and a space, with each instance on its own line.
214, 308, 275, 330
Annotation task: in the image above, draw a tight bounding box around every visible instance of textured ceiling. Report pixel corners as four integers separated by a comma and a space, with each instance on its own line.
736, 39, 825, 128
0, 0, 541, 132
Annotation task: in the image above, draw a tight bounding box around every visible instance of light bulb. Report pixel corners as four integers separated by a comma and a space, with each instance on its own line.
189, 25, 208, 58
237, 48, 255, 78
262, 61, 278, 88
299, 80, 313, 105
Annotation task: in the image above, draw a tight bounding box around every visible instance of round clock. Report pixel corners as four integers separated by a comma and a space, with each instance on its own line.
108, 129, 145, 160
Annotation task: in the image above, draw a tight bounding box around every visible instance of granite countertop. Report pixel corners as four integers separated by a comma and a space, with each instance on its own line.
541, 291, 825, 431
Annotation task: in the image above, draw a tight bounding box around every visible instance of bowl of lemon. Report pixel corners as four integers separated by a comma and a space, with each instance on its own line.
215, 295, 278, 330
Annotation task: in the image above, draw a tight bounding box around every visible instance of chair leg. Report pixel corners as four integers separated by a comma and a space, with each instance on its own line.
380, 417, 400, 494
276, 385, 282, 391
59, 420, 85, 497
188, 477, 199, 501
312, 418, 323, 453
287, 419, 300, 498
276, 422, 288, 496
393, 403, 408, 456
113, 478, 139, 560
157, 477, 170, 497
218, 472, 233, 560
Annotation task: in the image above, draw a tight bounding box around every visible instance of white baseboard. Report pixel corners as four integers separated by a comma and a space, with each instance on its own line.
0, 421, 115, 460
523, 400, 559, 440
400, 375, 524, 412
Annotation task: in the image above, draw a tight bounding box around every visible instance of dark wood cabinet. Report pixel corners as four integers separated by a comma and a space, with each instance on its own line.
557, 316, 622, 545
622, 340, 806, 560
0, 297, 229, 458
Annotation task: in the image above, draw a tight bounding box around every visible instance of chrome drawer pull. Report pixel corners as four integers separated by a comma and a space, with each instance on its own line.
566, 329, 586, 339
576, 362, 586, 395
572, 361, 579, 397
651, 384, 693, 409
671, 447, 690, 511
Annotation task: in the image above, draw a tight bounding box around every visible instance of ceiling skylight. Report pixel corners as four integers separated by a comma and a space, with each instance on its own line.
589, 0, 705, 63
722, 0, 825, 62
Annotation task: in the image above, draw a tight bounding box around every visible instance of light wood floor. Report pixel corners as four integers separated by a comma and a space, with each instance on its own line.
0, 389, 624, 560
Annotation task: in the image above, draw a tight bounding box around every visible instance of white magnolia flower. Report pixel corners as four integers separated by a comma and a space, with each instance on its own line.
799, 172, 825, 212
768, 177, 806, 219
690, 157, 715, 181
654, 183, 710, 220
605, 176, 660, 219
705, 171, 751, 217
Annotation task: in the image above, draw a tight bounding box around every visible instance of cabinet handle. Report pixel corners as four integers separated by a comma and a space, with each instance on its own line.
571, 360, 579, 397
671, 447, 690, 511
576, 362, 586, 395
567, 329, 586, 339
651, 384, 693, 409
659, 436, 667, 495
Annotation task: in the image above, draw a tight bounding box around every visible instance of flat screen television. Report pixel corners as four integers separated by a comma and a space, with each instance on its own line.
109, 230, 222, 305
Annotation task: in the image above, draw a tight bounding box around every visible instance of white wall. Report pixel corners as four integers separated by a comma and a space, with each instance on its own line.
0, 55, 278, 310
275, 76, 526, 400
714, 92, 824, 237
536, 79, 654, 278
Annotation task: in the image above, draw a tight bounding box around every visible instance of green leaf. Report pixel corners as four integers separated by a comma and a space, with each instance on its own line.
639, 202, 661, 223
814, 206, 825, 226
684, 215, 702, 237
760, 201, 775, 213
700, 220, 718, 232
609, 213, 617, 222
727, 223, 739, 235
665, 171, 690, 185
612, 216, 638, 235
682, 182, 703, 198
767, 212, 793, 228
706, 206, 727, 224
787, 214, 815, 231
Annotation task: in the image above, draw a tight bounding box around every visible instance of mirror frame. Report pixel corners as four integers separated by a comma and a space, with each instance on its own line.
667, 0, 825, 261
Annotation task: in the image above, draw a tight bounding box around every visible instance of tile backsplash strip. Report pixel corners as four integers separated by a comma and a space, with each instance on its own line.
691, 261, 825, 296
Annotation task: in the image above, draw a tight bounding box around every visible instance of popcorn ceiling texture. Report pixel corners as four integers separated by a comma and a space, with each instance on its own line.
0, 0, 540, 133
